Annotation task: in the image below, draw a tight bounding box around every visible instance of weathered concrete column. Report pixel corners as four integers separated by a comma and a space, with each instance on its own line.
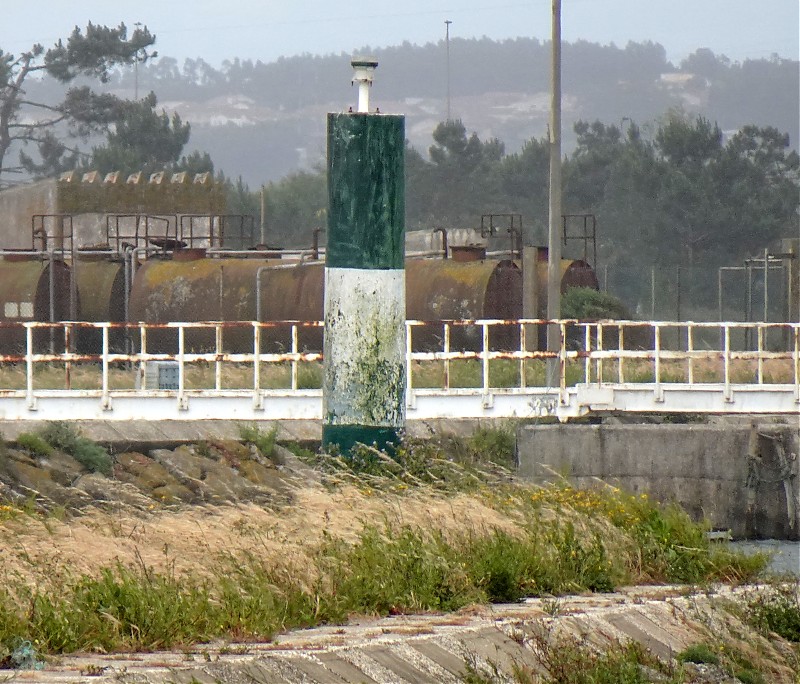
322, 112, 406, 454
522, 246, 540, 351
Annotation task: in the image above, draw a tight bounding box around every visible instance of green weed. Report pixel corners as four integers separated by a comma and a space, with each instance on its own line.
238, 424, 277, 460
15, 433, 54, 458
461, 530, 541, 602
318, 526, 481, 617
280, 441, 317, 460
296, 364, 322, 389
678, 643, 719, 665
0, 507, 768, 658
679, 642, 769, 683
522, 630, 680, 684
37, 422, 112, 476
732, 665, 766, 684
745, 582, 800, 642
0, 451, 772, 660
466, 425, 516, 468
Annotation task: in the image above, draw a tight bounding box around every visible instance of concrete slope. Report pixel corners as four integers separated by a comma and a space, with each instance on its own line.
5, 586, 797, 683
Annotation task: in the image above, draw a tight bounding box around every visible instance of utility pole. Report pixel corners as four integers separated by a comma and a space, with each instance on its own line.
134, 21, 142, 100
445, 20, 452, 121
546, 0, 562, 371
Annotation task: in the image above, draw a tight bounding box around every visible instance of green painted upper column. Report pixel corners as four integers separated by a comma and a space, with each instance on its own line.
326, 113, 405, 270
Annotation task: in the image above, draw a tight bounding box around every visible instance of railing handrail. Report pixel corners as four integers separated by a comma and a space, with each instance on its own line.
1, 318, 799, 421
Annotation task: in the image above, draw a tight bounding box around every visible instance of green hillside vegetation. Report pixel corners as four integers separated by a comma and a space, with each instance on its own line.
15, 38, 798, 186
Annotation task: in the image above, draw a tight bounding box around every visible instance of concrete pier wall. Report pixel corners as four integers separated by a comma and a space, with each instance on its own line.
517, 422, 800, 540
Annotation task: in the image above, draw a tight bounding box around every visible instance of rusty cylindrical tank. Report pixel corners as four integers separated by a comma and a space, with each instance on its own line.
405, 258, 522, 350
127, 257, 322, 352
530, 257, 601, 349
0, 256, 71, 353
73, 257, 126, 352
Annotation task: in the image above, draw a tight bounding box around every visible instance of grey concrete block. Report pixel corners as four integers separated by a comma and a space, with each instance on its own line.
516, 422, 800, 539
409, 640, 470, 679
459, 628, 542, 678
314, 652, 379, 683
362, 645, 438, 683
285, 654, 351, 683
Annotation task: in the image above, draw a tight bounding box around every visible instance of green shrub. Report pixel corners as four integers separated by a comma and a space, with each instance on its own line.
37, 422, 112, 476
466, 425, 516, 467
746, 583, 800, 642
16, 433, 54, 458
238, 424, 277, 460
678, 643, 720, 665
71, 442, 112, 476
561, 287, 631, 320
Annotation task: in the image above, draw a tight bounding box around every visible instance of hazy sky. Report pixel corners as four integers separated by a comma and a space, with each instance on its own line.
1, 0, 797, 67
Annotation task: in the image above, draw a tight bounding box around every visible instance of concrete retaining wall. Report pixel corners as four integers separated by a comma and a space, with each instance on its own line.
517, 422, 800, 540
0, 180, 58, 248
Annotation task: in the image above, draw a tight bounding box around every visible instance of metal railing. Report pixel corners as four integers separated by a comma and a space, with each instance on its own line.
0, 319, 799, 421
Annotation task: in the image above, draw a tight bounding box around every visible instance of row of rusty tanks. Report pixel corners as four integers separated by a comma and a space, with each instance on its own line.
0, 215, 598, 354
127, 250, 598, 353
128, 256, 524, 352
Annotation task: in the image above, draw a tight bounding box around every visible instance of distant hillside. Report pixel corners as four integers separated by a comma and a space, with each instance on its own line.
23, 38, 800, 186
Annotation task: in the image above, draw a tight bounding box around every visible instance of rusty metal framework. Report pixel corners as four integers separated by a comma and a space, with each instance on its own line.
104, 214, 178, 253
1, 319, 800, 421
562, 213, 597, 268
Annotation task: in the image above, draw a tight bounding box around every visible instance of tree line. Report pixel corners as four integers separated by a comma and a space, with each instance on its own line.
263, 115, 798, 263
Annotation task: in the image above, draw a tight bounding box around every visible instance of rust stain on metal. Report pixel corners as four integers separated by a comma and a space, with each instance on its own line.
128, 259, 322, 352
0, 259, 71, 353
405, 258, 522, 350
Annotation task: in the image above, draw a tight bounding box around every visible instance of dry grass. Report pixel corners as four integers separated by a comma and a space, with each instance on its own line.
1, 354, 796, 392
0, 484, 514, 588
0, 442, 769, 658
0, 361, 323, 391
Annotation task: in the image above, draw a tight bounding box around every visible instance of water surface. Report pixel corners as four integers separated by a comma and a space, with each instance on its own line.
731, 540, 800, 576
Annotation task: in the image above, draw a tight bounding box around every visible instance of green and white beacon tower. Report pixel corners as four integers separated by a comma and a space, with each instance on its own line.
322, 58, 406, 454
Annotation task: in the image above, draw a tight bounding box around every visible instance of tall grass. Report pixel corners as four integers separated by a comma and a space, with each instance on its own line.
0, 476, 767, 659
0, 426, 769, 660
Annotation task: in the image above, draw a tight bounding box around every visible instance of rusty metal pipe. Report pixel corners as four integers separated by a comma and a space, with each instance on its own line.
256, 266, 270, 323
508, 227, 521, 259
312, 227, 325, 261
433, 227, 448, 259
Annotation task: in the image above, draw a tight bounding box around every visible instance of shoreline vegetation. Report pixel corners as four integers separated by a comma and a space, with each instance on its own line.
0, 423, 797, 681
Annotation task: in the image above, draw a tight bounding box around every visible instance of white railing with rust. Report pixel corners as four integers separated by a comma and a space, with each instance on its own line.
0, 319, 799, 421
